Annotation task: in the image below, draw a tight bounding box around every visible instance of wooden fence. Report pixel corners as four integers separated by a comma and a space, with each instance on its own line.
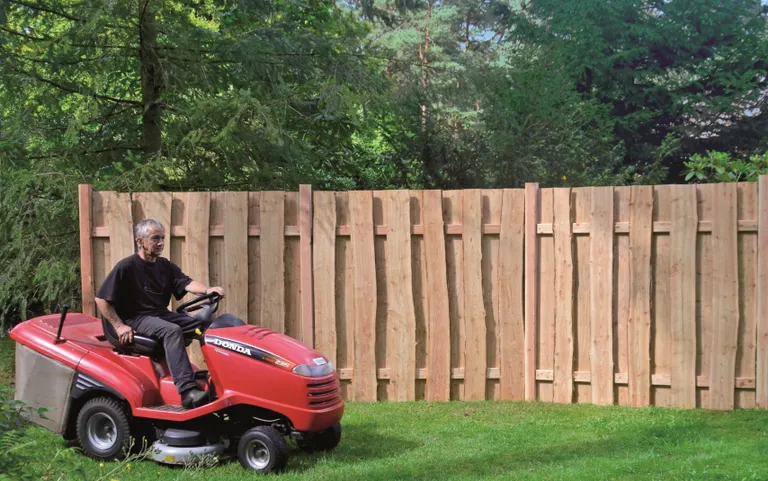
78, 179, 768, 410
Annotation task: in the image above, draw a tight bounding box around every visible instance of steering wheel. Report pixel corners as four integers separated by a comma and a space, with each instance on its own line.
176, 292, 221, 314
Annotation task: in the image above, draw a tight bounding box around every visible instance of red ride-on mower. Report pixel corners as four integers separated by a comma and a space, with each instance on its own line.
9, 293, 344, 474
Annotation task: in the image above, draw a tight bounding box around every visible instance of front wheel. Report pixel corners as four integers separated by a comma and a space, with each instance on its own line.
297, 423, 342, 453
75, 397, 131, 461
237, 426, 289, 473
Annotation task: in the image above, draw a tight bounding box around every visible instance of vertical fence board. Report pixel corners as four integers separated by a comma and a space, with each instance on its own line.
247, 193, 262, 327
498, 189, 525, 400
590, 186, 614, 405
223, 193, 249, 323
411, 192, 428, 400
652, 186, 673, 406
737, 183, 757, 409
553, 188, 574, 404
183, 192, 211, 367
524, 183, 539, 401
335, 193, 353, 400
463, 189, 486, 400
670, 186, 698, 408
373, 191, 388, 400
284, 194, 301, 339
696, 184, 714, 408
482, 191, 502, 399
443, 190, 465, 400
260, 192, 285, 332
299, 185, 314, 347
614, 188, 631, 406
710, 183, 740, 410
313, 192, 337, 365
350, 191, 378, 402
79, 185, 95, 316
386, 191, 417, 401
424, 190, 451, 401
538, 189, 555, 402
573, 188, 592, 403
628, 186, 653, 407
105, 192, 134, 266
758, 176, 768, 408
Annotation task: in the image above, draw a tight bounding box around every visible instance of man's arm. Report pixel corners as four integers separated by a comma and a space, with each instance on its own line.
185, 281, 225, 297
95, 297, 133, 345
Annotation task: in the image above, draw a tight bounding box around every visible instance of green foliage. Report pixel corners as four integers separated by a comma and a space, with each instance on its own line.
0, 387, 43, 481
685, 150, 768, 183
0, 164, 81, 329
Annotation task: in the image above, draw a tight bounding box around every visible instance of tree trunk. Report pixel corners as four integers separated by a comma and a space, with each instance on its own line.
139, 1, 164, 159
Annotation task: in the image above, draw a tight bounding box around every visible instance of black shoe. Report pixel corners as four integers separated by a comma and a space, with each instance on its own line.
181, 388, 210, 409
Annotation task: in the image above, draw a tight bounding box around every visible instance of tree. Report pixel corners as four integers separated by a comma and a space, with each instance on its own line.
507, 0, 768, 182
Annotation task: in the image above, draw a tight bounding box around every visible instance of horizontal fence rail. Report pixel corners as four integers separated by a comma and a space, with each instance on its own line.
79, 179, 768, 410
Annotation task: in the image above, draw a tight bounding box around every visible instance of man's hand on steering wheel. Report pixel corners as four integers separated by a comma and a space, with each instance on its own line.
205, 286, 226, 298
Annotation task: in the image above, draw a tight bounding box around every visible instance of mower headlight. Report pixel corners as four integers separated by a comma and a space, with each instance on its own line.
292, 361, 335, 377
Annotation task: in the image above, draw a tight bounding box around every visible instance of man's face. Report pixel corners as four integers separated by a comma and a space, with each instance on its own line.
138, 225, 165, 257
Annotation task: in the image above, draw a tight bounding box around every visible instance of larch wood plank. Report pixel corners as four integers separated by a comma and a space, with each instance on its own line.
423, 190, 451, 401
736, 183, 757, 408
183, 192, 211, 368
628, 186, 653, 407
313, 192, 337, 366
349, 191, 378, 402
498, 189, 525, 401
538, 189, 555, 402
590, 186, 614, 405
443, 190, 465, 400
463, 189, 487, 400
758, 176, 768, 408
386, 190, 417, 401
614, 188, 631, 406
105, 192, 134, 267
299, 185, 314, 347
670, 186, 698, 408
260, 192, 286, 332
710, 183, 740, 410
524, 183, 540, 400
79, 185, 95, 316
652, 186, 673, 407
223, 193, 249, 323
573, 188, 592, 404
553, 188, 574, 404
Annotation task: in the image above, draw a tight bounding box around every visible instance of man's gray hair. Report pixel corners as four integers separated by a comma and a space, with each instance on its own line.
135, 219, 165, 239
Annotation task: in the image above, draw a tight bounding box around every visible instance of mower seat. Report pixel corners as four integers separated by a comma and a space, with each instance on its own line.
101, 317, 160, 356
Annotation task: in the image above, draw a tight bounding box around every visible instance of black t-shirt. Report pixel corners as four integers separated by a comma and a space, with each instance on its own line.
96, 254, 192, 320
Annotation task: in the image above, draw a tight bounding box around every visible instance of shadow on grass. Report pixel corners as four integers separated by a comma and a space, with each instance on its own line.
285, 421, 422, 473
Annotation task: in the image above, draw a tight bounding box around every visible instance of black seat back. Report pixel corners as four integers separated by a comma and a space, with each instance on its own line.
101, 317, 161, 356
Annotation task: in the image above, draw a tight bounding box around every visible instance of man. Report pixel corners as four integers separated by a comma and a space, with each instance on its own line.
95, 218, 225, 409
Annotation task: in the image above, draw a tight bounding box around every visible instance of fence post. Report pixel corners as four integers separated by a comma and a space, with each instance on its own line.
78, 184, 95, 316
299, 184, 314, 347
757, 175, 768, 408
524, 183, 539, 401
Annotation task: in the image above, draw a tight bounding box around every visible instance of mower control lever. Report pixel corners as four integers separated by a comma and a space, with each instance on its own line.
54, 304, 70, 344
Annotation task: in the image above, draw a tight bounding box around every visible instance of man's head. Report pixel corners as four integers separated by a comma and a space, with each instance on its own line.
135, 219, 165, 260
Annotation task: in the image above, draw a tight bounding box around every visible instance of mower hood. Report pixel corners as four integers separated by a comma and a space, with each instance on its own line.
203, 326, 333, 377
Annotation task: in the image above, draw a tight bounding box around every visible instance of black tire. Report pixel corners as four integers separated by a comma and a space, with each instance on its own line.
75, 396, 131, 461
237, 426, 289, 473
297, 423, 342, 453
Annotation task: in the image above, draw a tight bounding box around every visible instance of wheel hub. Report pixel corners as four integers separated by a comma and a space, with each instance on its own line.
245, 440, 270, 470
86, 413, 117, 451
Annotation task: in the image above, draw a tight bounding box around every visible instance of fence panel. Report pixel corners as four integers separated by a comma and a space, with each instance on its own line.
78, 179, 766, 410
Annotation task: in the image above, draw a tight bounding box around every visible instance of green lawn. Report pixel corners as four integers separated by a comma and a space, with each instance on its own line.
3, 336, 768, 480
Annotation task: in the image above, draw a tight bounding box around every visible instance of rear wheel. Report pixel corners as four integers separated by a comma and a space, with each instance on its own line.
237, 426, 288, 473
297, 423, 342, 453
76, 397, 131, 461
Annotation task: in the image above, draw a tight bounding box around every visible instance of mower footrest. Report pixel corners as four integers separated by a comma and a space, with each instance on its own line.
146, 404, 187, 413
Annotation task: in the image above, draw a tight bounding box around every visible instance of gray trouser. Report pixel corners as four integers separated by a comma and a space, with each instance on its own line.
127, 312, 201, 395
